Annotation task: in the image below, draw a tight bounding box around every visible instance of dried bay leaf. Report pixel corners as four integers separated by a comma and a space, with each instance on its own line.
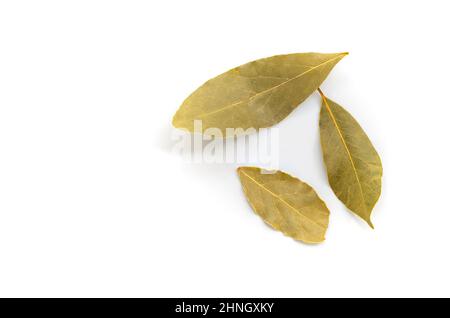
318, 90, 382, 228
237, 167, 329, 243
173, 52, 347, 136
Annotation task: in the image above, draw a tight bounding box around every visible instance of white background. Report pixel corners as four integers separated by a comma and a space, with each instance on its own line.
1, 0, 449, 297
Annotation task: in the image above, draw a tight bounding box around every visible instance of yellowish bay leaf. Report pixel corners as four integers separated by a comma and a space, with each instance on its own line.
173, 52, 347, 136
318, 90, 382, 228
237, 167, 329, 243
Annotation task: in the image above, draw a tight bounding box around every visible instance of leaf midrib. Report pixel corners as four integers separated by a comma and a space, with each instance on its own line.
322, 96, 370, 220
194, 54, 346, 120
239, 170, 326, 229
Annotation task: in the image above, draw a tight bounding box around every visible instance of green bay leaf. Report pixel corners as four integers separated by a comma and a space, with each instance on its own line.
173, 52, 347, 136
318, 90, 382, 228
237, 166, 330, 243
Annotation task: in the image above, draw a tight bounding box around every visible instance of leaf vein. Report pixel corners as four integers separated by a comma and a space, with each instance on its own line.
239, 170, 325, 229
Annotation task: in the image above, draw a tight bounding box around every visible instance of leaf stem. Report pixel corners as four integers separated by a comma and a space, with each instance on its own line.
317, 87, 326, 100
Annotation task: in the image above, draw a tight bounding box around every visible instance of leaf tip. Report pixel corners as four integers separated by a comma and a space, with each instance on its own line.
300, 234, 326, 244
